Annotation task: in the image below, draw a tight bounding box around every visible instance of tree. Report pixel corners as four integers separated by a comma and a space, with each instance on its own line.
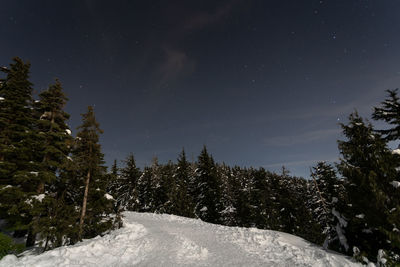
30, 79, 74, 250
0, 57, 40, 247
372, 90, 400, 263
338, 112, 399, 263
372, 89, 400, 141
193, 146, 221, 224
308, 162, 347, 252
172, 149, 194, 217
114, 154, 141, 211
72, 106, 115, 241
136, 166, 154, 212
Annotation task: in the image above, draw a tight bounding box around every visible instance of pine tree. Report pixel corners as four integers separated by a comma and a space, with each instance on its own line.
30, 79, 74, 250
107, 159, 119, 202
308, 162, 347, 252
372, 89, 400, 141
193, 146, 221, 224
172, 149, 194, 217
372, 90, 400, 263
115, 154, 141, 210
136, 166, 154, 212
338, 112, 399, 263
231, 166, 253, 227
71, 106, 115, 241
0, 57, 40, 247
218, 163, 239, 226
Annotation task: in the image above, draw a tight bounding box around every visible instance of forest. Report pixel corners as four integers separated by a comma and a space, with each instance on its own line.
0, 57, 399, 265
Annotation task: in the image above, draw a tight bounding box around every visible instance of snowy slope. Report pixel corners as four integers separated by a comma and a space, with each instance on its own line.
1, 212, 360, 267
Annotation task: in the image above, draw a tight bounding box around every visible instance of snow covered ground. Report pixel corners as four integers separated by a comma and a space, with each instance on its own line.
1, 212, 360, 267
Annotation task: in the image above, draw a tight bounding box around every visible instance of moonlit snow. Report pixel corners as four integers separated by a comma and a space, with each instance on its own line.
1, 212, 360, 267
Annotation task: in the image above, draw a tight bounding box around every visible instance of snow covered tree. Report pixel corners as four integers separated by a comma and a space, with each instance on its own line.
136, 166, 154, 212
338, 112, 399, 263
71, 106, 116, 241
193, 146, 221, 224
308, 162, 347, 252
29, 79, 74, 249
172, 149, 194, 218
218, 163, 239, 226
0, 57, 41, 247
106, 160, 119, 202
372, 89, 400, 141
372, 90, 400, 263
114, 154, 141, 211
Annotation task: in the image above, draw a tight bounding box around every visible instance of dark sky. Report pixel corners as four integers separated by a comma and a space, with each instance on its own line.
2, 0, 400, 177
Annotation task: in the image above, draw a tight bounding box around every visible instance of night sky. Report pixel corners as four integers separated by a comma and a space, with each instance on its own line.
2, 0, 400, 177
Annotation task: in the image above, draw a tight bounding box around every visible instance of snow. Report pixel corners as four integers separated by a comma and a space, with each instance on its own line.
65, 129, 71, 135
32, 194, 45, 202
30, 171, 39, 176
392, 149, 400, 155
0, 97, 4, 101
390, 181, 400, 188
199, 206, 208, 212
0, 212, 360, 267
1, 185, 12, 190
355, 214, 365, 219
104, 193, 114, 200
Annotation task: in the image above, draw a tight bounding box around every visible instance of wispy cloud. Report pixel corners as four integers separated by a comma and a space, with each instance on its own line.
263, 157, 339, 169
184, 1, 238, 30
264, 128, 342, 147
153, 0, 242, 86
157, 47, 196, 86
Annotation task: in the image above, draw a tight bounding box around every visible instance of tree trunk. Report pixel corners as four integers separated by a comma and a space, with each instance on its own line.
78, 169, 91, 241
26, 227, 36, 247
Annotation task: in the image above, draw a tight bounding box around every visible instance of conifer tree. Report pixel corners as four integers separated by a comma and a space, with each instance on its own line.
30, 79, 74, 249
372, 89, 400, 141
157, 161, 176, 214
193, 146, 221, 224
218, 163, 239, 226
338, 112, 399, 263
230, 166, 253, 227
309, 162, 347, 252
0, 57, 40, 247
115, 154, 141, 210
372, 90, 400, 263
107, 160, 119, 201
136, 166, 154, 212
72, 106, 115, 241
172, 149, 194, 217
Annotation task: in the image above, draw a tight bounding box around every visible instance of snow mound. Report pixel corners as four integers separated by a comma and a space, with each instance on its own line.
0, 212, 359, 267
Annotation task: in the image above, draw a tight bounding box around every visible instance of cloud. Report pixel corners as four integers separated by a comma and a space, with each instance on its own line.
184, 1, 238, 30
263, 157, 339, 168
157, 47, 196, 86
151, 0, 243, 87
264, 128, 342, 147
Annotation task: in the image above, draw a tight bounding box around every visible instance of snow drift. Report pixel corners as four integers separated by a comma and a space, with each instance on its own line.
0, 212, 359, 266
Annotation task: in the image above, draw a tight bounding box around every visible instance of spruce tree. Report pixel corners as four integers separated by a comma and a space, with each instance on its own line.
172, 149, 194, 217
115, 154, 141, 210
372, 89, 400, 141
0, 57, 40, 247
338, 112, 399, 263
136, 166, 154, 212
107, 159, 119, 202
218, 163, 239, 226
30, 79, 74, 249
372, 90, 400, 263
309, 162, 347, 252
193, 146, 221, 224
72, 106, 115, 241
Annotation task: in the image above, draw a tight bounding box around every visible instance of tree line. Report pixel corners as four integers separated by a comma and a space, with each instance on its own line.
0, 57, 399, 265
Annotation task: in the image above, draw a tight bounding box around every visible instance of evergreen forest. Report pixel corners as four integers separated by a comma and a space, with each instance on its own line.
1, 57, 399, 265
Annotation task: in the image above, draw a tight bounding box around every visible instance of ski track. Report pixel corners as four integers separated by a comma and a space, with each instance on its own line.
0, 212, 360, 267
